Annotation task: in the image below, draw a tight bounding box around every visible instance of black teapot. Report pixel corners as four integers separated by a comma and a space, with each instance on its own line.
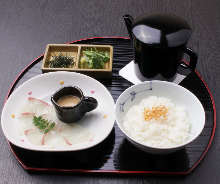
123, 14, 197, 78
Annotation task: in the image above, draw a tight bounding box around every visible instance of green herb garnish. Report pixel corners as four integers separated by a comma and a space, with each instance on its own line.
33, 115, 55, 134
49, 53, 75, 68
79, 48, 110, 69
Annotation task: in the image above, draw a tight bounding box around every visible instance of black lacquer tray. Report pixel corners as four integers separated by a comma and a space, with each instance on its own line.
5, 37, 216, 175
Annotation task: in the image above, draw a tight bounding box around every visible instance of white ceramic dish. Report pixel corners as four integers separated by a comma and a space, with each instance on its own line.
1, 71, 115, 152
115, 81, 205, 154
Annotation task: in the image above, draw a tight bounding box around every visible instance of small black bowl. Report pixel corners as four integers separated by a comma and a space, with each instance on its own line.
51, 86, 98, 123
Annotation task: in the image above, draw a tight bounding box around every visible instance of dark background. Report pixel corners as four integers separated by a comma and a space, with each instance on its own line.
0, 0, 219, 183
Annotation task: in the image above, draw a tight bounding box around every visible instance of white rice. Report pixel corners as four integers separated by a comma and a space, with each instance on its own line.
122, 96, 190, 148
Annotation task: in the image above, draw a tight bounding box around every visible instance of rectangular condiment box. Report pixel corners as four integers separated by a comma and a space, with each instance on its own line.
41, 44, 113, 79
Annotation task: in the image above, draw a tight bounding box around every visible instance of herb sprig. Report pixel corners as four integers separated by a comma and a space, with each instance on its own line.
33, 116, 55, 134
49, 53, 75, 68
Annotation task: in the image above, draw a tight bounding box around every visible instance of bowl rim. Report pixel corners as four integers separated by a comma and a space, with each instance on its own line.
115, 80, 205, 150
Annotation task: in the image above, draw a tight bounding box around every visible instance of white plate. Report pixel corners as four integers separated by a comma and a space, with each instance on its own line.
1, 71, 115, 152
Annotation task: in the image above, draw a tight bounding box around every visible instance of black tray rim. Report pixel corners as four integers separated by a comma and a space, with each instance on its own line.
2, 36, 216, 175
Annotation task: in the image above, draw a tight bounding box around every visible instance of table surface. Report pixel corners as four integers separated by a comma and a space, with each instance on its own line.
0, 0, 219, 183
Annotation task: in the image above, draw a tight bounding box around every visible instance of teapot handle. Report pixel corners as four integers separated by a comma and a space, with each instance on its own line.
180, 47, 198, 70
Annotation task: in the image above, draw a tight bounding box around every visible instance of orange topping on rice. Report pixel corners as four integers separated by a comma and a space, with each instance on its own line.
11, 114, 15, 119
103, 114, 107, 119
144, 105, 168, 121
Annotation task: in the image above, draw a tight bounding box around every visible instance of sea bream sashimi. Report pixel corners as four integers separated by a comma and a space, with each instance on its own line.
18, 97, 93, 147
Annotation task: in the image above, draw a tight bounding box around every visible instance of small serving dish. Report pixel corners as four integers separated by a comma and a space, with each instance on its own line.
42, 44, 79, 72
42, 44, 113, 79
51, 86, 98, 123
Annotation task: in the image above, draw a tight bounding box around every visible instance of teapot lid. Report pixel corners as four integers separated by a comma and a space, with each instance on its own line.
132, 14, 191, 47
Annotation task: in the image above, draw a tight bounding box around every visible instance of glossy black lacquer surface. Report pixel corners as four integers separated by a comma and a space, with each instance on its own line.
8, 38, 214, 174
124, 14, 197, 78
51, 86, 98, 123
127, 14, 191, 46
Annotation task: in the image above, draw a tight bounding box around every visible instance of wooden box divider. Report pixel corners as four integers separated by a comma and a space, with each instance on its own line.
41, 44, 113, 79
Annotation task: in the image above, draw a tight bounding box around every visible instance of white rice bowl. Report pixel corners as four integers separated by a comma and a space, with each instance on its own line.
115, 81, 205, 154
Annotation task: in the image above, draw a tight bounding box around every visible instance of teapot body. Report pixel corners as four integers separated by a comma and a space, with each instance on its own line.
134, 38, 186, 78
124, 13, 194, 78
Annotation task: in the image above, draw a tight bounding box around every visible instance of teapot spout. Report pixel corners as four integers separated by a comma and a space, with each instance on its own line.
123, 14, 134, 39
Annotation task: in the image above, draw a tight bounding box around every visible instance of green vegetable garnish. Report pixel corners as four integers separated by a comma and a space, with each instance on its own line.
33, 116, 55, 134
49, 53, 75, 68
79, 48, 110, 69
